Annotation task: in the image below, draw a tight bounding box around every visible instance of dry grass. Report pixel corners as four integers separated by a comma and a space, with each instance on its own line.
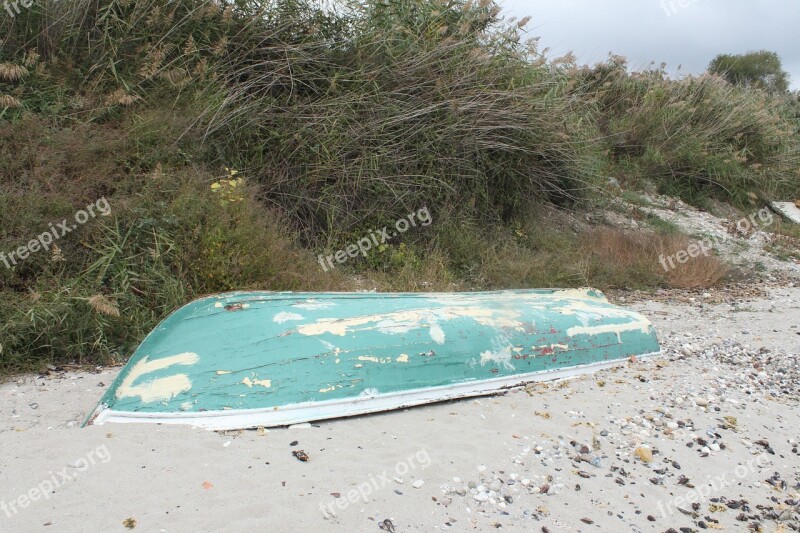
0, 94, 21, 108
661, 249, 730, 289
1, 0, 793, 376
583, 228, 729, 289
86, 295, 121, 317
199, 0, 598, 243
23, 50, 40, 68
0, 63, 28, 82
763, 217, 800, 262
104, 89, 141, 107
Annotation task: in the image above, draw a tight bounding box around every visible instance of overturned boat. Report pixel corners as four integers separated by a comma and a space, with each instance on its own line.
86, 289, 660, 430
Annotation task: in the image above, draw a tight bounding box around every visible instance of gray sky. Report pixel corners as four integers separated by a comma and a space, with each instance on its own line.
500, 0, 800, 90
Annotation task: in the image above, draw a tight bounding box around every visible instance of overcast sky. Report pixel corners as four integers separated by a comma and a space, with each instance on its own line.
500, 0, 800, 90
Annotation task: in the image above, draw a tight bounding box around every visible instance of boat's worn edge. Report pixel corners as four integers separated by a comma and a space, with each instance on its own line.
193, 287, 609, 301
87, 351, 661, 431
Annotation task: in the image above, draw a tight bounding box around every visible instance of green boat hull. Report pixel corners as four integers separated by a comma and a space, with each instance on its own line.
87, 289, 660, 430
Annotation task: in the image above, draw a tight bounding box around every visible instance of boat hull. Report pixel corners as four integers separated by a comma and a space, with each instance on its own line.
87, 289, 660, 430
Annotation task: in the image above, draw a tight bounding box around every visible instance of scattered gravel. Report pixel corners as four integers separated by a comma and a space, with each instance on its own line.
1, 287, 798, 532
427, 287, 799, 531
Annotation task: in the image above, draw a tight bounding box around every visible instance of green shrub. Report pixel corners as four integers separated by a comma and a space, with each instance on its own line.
0, 0, 797, 375
569, 58, 800, 205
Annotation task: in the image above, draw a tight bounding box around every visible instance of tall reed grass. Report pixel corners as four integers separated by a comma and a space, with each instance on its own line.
0, 0, 797, 373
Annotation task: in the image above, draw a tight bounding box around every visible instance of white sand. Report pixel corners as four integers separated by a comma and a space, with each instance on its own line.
1, 287, 798, 532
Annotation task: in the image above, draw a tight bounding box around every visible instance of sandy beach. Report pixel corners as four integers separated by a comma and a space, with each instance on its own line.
1, 286, 798, 532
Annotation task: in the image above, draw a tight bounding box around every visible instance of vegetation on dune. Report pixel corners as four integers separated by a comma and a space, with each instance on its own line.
709, 50, 791, 95
569, 56, 799, 206
0, 0, 798, 372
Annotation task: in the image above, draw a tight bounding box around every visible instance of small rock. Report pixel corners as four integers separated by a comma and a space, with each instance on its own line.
635, 447, 653, 463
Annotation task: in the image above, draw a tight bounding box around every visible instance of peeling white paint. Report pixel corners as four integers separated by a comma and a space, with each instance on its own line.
375, 317, 417, 335
216, 370, 232, 375
396, 354, 409, 363
116, 352, 199, 403
431, 289, 604, 309
294, 299, 335, 310
356, 355, 393, 364
543, 300, 643, 329
533, 343, 570, 352
567, 319, 652, 342
241, 376, 272, 389
274, 311, 304, 324
478, 338, 516, 370
429, 323, 446, 344
320, 340, 342, 356
546, 288, 606, 301
296, 307, 525, 337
